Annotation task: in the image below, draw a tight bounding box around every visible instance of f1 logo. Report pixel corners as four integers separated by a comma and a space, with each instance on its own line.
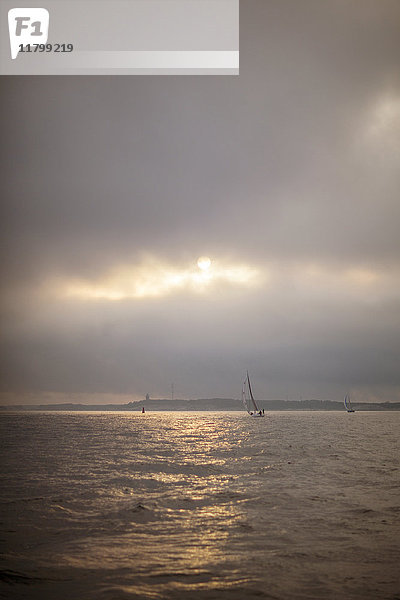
8, 8, 49, 59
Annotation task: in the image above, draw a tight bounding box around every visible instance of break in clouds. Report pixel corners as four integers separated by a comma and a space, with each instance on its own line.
1, 0, 400, 404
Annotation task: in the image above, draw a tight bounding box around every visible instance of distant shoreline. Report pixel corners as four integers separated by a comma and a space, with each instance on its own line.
1, 399, 399, 411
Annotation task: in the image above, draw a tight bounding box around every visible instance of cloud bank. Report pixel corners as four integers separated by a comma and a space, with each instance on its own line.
1, 0, 400, 403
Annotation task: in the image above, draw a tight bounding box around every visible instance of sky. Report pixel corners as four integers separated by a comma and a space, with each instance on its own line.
1, 0, 400, 404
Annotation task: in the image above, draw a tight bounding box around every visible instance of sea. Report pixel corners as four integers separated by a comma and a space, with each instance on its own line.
0, 411, 399, 600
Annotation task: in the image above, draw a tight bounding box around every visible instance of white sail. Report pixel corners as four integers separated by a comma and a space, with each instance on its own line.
241, 380, 248, 411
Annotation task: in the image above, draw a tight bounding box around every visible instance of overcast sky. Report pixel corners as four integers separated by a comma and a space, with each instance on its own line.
1, 0, 400, 404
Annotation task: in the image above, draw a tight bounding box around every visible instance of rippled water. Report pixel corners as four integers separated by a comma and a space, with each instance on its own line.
0, 411, 399, 599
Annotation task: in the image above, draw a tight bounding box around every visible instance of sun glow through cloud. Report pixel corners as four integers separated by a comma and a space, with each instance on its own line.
63, 257, 260, 300
363, 93, 400, 158
197, 256, 211, 271
55, 257, 392, 304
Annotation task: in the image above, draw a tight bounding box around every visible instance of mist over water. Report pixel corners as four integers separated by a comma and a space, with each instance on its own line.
0, 411, 399, 599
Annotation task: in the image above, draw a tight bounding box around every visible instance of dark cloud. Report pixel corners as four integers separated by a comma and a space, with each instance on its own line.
1, 0, 400, 402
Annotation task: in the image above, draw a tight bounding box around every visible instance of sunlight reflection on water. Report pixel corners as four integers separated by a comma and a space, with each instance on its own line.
0, 411, 399, 599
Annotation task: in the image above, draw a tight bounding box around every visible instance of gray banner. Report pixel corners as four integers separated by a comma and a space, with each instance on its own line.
1, 0, 239, 75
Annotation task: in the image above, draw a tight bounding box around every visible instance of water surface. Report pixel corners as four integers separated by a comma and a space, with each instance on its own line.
0, 411, 399, 599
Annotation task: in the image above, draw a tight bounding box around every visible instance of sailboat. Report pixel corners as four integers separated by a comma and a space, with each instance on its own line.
242, 371, 264, 417
344, 394, 355, 413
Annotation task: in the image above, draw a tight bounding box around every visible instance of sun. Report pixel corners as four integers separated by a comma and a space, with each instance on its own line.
197, 256, 211, 271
